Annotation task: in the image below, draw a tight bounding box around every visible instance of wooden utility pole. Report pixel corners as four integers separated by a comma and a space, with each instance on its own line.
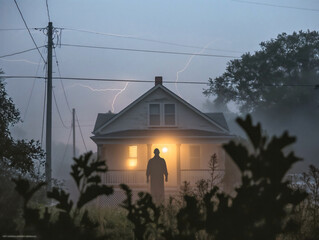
72, 108, 76, 158
46, 22, 53, 191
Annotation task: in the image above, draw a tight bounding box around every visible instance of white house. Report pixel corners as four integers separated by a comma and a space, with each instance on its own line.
91, 77, 235, 204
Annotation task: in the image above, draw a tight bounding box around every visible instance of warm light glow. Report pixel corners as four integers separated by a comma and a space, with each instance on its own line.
162, 147, 168, 153
129, 145, 137, 158
128, 146, 137, 168
128, 158, 137, 167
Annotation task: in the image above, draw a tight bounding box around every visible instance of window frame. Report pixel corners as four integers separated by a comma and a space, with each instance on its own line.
148, 103, 177, 127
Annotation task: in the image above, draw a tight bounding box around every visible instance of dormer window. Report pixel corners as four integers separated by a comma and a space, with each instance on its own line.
149, 103, 176, 126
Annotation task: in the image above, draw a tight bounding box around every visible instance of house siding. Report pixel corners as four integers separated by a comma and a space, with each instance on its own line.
98, 88, 224, 135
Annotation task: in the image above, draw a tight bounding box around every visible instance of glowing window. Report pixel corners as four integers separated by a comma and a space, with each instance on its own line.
128, 145, 137, 167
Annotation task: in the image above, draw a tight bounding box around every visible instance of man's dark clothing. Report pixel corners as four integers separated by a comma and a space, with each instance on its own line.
146, 156, 168, 203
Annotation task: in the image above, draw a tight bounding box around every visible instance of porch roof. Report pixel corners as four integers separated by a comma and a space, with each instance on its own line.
91, 129, 235, 140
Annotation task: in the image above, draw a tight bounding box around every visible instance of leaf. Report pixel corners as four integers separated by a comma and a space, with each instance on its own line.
77, 185, 113, 209
47, 187, 73, 213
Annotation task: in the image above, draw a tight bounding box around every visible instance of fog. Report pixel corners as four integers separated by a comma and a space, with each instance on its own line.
1, 0, 319, 179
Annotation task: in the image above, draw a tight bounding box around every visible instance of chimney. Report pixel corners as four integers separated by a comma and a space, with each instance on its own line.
155, 76, 162, 86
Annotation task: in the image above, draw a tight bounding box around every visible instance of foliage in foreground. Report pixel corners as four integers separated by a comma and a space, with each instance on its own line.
120, 115, 308, 240
10, 115, 315, 239
13, 151, 113, 240
0, 70, 45, 235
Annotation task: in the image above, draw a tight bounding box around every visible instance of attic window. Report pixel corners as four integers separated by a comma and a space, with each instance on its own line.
149, 103, 176, 126
149, 104, 160, 125
164, 104, 175, 125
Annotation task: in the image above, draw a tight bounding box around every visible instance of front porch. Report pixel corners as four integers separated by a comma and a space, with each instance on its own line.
103, 168, 225, 188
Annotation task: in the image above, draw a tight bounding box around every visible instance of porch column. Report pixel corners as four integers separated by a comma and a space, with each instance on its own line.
176, 143, 181, 187
147, 144, 152, 160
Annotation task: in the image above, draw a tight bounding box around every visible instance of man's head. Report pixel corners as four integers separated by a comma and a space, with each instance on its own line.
154, 148, 160, 156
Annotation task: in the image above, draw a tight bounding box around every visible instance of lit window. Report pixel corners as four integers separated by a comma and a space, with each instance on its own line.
164, 104, 175, 125
149, 104, 160, 125
189, 145, 200, 169
128, 145, 137, 167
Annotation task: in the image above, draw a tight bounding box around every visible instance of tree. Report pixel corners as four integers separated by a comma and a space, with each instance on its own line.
0, 70, 44, 235
204, 30, 319, 119
0, 70, 44, 178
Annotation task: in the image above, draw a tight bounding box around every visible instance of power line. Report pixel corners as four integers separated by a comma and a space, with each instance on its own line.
62, 27, 243, 54
23, 56, 42, 119
53, 48, 72, 113
53, 89, 71, 129
58, 127, 72, 173
0, 46, 45, 58
3, 75, 319, 87
46, 0, 51, 21
75, 112, 88, 152
0, 28, 39, 31
232, 0, 319, 12
13, 0, 47, 63
41, 78, 47, 148
60, 43, 240, 58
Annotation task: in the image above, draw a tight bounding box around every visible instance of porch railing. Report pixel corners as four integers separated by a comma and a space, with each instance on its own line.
181, 169, 225, 185
104, 169, 225, 187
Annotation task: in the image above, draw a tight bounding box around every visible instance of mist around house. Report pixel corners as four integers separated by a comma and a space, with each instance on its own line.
1, 0, 319, 239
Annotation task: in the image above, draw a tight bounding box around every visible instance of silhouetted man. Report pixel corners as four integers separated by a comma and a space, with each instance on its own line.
146, 148, 168, 203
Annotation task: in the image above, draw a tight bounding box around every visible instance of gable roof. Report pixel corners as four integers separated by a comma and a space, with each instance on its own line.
93, 84, 230, 134
93, 112, 116, 132
204, 113, 229, 131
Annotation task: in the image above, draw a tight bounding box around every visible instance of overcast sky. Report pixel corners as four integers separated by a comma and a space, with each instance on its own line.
1, 0, 318, 176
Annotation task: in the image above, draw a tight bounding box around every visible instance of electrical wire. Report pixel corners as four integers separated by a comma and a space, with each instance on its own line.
46, 0, 51, 22
232, 0, 319, 12
0, 28, 35, 31
62, 27, 243, 54
23, 56, 42, 119
41, 78, 47, 148
3, 75, 319, 87
0, 46, 45, 58
60, 43, 240, 58
58, 127, 72, 173
53, 48, 72, 113
13, 0, 47, 63
53, 89, 71, 129
75, 112, 88, 152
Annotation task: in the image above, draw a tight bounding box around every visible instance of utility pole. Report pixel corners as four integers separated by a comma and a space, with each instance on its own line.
46, 22, 53, 191
72, 108, 76, 159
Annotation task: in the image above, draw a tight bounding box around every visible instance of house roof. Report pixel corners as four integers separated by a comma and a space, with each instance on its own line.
93, 112, 116, 132
93, 83, 230, 134
91, 129, 234, 140
204, 113, 229, 131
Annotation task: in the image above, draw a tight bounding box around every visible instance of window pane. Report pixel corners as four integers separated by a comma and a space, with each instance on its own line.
165, 104, 175, 114
129, 145, 137, 158
150, 115, 160, 125
164, 104, 175, 125
165, 115, 175, 125
150, 104, 160, 114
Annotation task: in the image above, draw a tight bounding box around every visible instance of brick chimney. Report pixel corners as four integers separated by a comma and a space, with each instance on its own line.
155, 76, 163, 86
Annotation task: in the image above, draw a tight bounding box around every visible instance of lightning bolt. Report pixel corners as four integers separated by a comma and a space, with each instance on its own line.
66, 82, 129, 112
111, 82, 129, 112
175, 41, 214, 97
